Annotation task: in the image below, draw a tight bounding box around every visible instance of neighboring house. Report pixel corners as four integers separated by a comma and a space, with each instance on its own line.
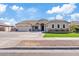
0, 22, 15, 32
16, 19, 71, 32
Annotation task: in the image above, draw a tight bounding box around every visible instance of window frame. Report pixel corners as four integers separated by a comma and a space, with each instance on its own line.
63, 24, 65, 28
52, 24, 54, 28
57, 24, 60, 28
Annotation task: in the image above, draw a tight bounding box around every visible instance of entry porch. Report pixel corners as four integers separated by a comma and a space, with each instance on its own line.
31, 23, 47, 32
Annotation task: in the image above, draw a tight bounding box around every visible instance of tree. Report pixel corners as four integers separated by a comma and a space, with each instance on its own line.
70, 24, 79, 32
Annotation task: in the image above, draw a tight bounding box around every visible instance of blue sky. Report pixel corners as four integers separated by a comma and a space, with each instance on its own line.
0, 3, 79, 25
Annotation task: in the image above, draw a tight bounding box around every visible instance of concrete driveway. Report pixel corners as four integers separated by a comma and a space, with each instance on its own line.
0, 32, 43, 39
0, 32, 43, 48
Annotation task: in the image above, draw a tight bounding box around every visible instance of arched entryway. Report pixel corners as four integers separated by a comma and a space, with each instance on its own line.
40, 23, 44, 31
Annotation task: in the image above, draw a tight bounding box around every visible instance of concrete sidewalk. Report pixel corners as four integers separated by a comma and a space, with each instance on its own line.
1, 40, 79, 48
45, 37, 79, 40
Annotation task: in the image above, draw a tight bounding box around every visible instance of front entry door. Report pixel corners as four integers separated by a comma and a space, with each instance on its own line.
41, 24, 44, 31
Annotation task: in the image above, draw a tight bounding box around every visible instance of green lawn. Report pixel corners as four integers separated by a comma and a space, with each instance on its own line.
44, 33, 79, 37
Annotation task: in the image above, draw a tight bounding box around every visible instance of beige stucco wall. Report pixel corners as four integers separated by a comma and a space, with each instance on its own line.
16, 23, 31, 31
47, 21, 70, 31
16, 26, 31, 32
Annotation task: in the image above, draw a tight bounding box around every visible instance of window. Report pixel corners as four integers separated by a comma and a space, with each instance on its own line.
52, 24, 54, 28
63, 24, 65, 28
57, 24, 60, 28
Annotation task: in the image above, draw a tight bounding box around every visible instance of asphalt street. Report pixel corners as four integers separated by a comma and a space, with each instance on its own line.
0, 49, 79, 56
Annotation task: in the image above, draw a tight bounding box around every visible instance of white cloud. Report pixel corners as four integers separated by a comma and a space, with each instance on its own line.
47, 4, 76, 14
0, 4, 7, 13
56, 15, 63, 19
11, 5, 24, 11
47, 6, 61, 14
71, 13, 79, 21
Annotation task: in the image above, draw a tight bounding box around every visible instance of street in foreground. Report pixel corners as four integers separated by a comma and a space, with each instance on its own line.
0, 49, 79, 56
